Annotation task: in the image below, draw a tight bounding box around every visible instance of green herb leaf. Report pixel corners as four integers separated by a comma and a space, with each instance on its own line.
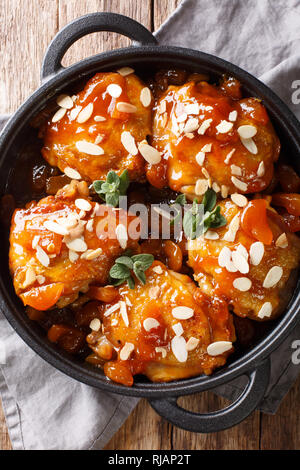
204, 205, 227, 232
174, 194, 186, 206
127, 276, 135, 289
202, 188, 217, 212
131, 254, 154, 271
105, 192, 120, 208
119, 170, 130, 195
109, 263, 131, 280
93, 170, 130, 207
133, 267, 146, 285
106, 170, 120, 185
109, 253, 154, 289
115, 256, 134, 269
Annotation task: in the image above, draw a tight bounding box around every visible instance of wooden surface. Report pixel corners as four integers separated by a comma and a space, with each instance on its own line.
0, 0, 299, 451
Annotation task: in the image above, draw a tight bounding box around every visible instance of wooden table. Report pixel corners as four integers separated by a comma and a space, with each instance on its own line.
0, 0, 299, 451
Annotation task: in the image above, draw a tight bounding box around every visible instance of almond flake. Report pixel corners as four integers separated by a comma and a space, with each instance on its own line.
158, 100, 167, 114
140, 87, 151, 107
116, 224, 128, 249
275, 233, 288, 248
233, 277, 252, 291
44, 220, 69, 236
216, 120, 233, 134
138, 142, 161, 164
231, 176, 248, 192
198, 119, 212, 135
176, 113, 187, 123
202, 168, 210, 179
232, 250, 249, 274
89, 318, 101, 331
207, 341, 232, 356
231, 164, 242, 176
69, 250, 79, 263
23, 267, 36, 288
221, 185, 229, 198
223, 213, 240, 242
204, 230, 219, 240
104, 303, 120, 317
263, 266, 283, 288
231, 193, 248, 207
94, 115, 106, 122
32, 236, 40, 250
201, 143, 212, 153
56, 94, 73, 109
186, 337, 199, 351
148, 286, 161, 299
120, 342, 134, 361
195, 178, 209, 195
82, 248, 103, 260
143, 317, 160, 331
66, 238, 87, 252
116, 102, 137, 113
94, 134, 104, 145
121, 131, 138, 155
171, 336, 188, 362
185, 133, 194, 139
224, 148, 236, 164
117, 66, 134, 76
155, 347, 167, 358
241, 137, 258, 155
172, 323, 184, 336
36, 245, 50, 267
249, 241, 264, 266
70, 107, 81, 120
238, 125, 257, 139
212, 182, 221, 193
52, 107, 66, 123
107, 84, 122, 98
64, 167, 81, 180
77, 102, 94, 123
75, 140, 104, 156
196, 151, 205, 166
236, 244, 249, 260
75, 198, 92, 212
218, 246, 231, 268
184, 103, 200, 115
172, 306, 194, 320
153, 265, 163, 274
86, 219, 94, 232
229, 110, 238, 122
257, 302, 272, 319
119, 301, 129, 327
257, 161, 265, 177
184, 118, 199, 134
36, 275, 45, 285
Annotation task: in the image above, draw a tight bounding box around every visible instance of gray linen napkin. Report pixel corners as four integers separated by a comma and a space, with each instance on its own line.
1, 0, 300, 450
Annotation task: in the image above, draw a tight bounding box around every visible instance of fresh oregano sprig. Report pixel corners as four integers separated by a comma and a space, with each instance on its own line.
93, 170, 130, 208
170, 194, 187, 227
109, 253, 154, 289
182, 188, 227, 239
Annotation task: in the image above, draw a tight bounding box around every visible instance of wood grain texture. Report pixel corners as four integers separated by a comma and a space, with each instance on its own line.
0, 0, 300, 451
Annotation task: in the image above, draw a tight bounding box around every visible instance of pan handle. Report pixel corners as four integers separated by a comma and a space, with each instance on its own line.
41, 12, 157, 82
148, 360, 270, 433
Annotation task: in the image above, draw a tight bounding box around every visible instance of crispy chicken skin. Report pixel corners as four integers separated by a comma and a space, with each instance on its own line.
9, 181, 139, 310
87, 262, 235, 385
188, 198, 300, 321
149, 78, 280, 197
41, 72, 152, 183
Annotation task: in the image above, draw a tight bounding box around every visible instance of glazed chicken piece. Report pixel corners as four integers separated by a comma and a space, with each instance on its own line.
9, 181, 139, 311
86, 261, 235, 385
188, 197, 300, 321
149, 77, 280, 198
41, 71, 153, 183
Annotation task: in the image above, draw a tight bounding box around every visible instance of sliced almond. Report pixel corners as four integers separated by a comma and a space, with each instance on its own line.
89, 318, 101, 331
75, 140, 104, 156
65, 237, 87, 252
249, 241, 264, 266
231, 164, 242, 176
44, 220, 69, 236
186, 337, 200, 351
212, 182, 221, 193
32, 236, 40, 250
171, 336, 188, 362
241, 137, 258, 155
56, 94, 73, 109
223, 213, 240, 242
232, 250, 249, 274
172, 306, 194, 320
75, 198, 92, 212
221, 185, 229, 198
116, 102, 137, 113
257, 161, 265, 177
121, 131, 138, 155
69, 250, 79, 263
158, 100, 167, 114
236, 244, 249, 260
94, 134, 104, 145
196, 151, 205, 166
224, 148, 236, 164
176, 113, 187, 123
202, 168, 210, 179
52, 107, 66, 123
238, 125, 257, 139
149, 286, 161, 299
184, 118, 199, 134
257, 302, 272, 319
117, 66, 134, 76
119, 301, 129, 327
140, 87, 151, 107
36, 275, 45, 285
116, 224, 128, 249
198, 118, 212, 135
201, 143, 212, 153
207, 341, 232, 356
77, 103, 94, 123
233, 277, 252, 291
195, 178, 209, 195
107, 84, 122, 98
229, 110, 238, 122
138, 142, 161, 164
94, 115, 106, 122
104, 303, 120, 317
155, 347, 167, 358
82, 248, 103, 260
120, 342, 134, 361
64, 167, 81, 180
143, 317, 160, 331
231, 176, 248, 192
231, 193, 248, 207
218, 246, 231, 268
263, 266, 283, 288
184, 103, 200, 115
216, 120, 233, 134
36, 245, 50, 267
172, 322, 184, 336
23, 266, 36, 289
70, 107, 81, 120
275, 233, 288, 248
153, 265, 163, 274
204, 230, 219, 240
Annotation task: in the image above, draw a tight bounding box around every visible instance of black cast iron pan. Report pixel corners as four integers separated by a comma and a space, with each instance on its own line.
1, 12, 300, 433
